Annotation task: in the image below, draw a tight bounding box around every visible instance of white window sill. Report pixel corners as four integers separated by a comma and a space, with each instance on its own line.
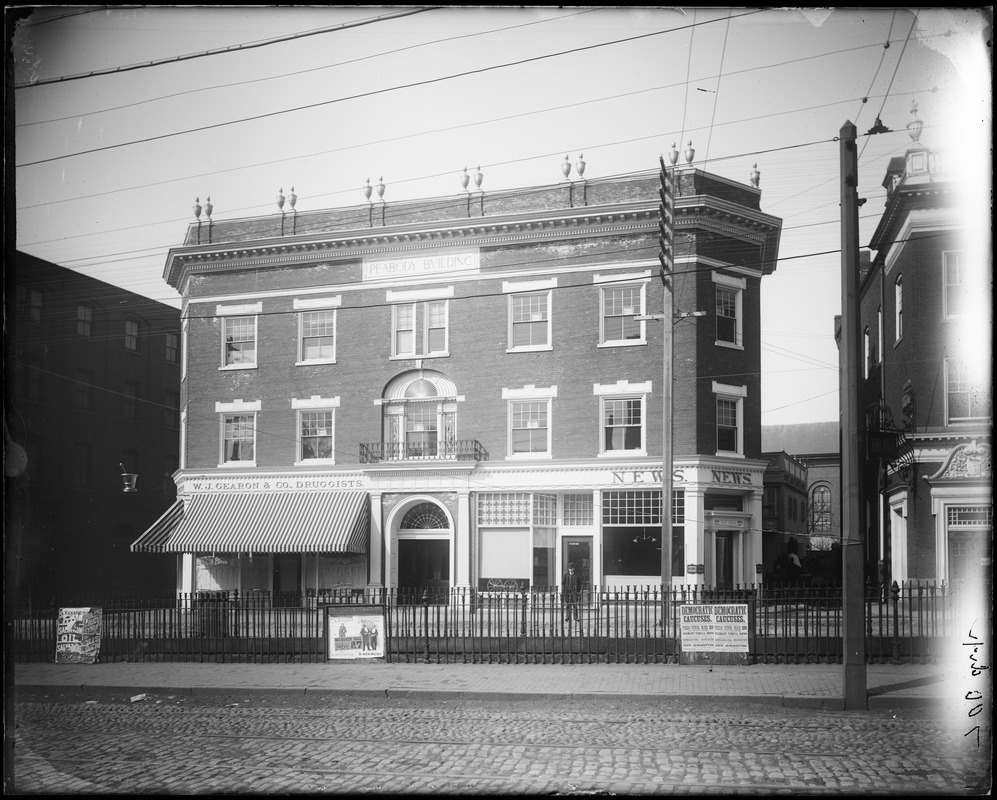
715, 450, 745, 459
295, 358, 337, 367
218, 461, 257, 468
219, 363, 258, 371
715, 340, 744, 351
597, 340, 646, 349
390, 352, 450, 361
506, 345, 553, 354
294, 459, 336, 466
505, 452, 553, 461
598, 449, 647, 458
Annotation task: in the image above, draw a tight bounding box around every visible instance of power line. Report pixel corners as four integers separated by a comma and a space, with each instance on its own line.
17, 8, 599, 128
12, 7, 443, 89
15, 9, 766, 168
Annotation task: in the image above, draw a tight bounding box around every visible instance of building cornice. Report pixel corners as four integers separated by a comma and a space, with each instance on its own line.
165, 203, 662, 291
165, 181, 783, 291
879, 206, 961, 276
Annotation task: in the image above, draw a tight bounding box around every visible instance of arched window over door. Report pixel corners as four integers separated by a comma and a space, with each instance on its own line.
401, 502, 450, 530
382, 370, 458, 460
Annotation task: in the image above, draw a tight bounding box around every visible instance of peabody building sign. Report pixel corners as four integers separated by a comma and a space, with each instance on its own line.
363, 250, 480, 281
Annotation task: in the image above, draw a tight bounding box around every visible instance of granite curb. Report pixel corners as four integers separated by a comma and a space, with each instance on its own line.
14, 681, 946, 710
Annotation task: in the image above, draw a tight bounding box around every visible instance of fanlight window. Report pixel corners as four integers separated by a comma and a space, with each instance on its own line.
383, 370, 458, 460
400, 502, 449, 530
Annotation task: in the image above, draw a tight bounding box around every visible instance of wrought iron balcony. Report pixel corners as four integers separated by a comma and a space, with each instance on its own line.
359, 440, 488, 464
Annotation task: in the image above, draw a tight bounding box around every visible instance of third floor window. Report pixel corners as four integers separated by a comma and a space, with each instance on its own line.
77, 304, 94, 338
300, 310, 336, 362
124, 319, 140, 351
943, 251, 969, 318
509, 292, 551, 350
392, 300, 448, 358
223, 316, 257, 367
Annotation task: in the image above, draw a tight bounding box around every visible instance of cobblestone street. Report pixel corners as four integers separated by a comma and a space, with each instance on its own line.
11, 689, 990, 795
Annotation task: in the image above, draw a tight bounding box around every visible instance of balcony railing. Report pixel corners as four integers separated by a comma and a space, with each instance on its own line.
359, 439, 488, 464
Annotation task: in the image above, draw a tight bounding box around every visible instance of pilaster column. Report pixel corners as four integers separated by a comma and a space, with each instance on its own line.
368, 492, 384, 589
455, 490, 471, 588
746, 489, 764, 586
685, 483, 707, 587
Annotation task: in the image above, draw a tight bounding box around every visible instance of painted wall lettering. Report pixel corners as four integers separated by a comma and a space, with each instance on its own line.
612, 468, 685, 485
710, 469, 753, 485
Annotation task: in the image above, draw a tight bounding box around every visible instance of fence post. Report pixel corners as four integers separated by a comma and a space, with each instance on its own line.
422, 590, 430, 663
890, 580, 901, 662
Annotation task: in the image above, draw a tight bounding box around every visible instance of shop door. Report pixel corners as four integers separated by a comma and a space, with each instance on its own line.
715, 532, 735, 589
562, 537, 593, 595
398, 539, 450, 600
272, 555, 301, 607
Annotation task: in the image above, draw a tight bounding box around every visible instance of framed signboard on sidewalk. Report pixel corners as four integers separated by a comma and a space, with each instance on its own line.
323, 604, 387, 661
55, 607, 102, 664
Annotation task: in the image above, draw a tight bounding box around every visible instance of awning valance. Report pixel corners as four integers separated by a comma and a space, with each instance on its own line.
131, 492, 369, 554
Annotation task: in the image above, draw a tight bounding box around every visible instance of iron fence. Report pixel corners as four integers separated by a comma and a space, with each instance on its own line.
11, 582, 980, 665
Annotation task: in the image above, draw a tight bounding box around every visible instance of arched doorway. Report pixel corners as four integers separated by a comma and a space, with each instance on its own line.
396, 501, 451, 599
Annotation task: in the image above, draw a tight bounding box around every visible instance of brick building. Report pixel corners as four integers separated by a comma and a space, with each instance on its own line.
858, 113, 991, 591
762, 421, 842, 583
6, 252, 181, 597
133, 159, 782, 598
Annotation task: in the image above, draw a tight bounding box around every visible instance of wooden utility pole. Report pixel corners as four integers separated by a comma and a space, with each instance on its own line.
839, 121, 868, 709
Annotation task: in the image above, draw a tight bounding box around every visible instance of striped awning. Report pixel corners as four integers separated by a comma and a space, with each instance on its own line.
131, 492, 369, 554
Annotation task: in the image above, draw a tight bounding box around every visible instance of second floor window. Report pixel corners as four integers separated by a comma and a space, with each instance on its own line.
300, 310, 336, 362
165, 332, 180, 363
510, 400, 550, 456
810, 485, 832, 532
300, 410, 334, 461
392, 301, 448, 358
76, 370, 93, 410
603, 397, 643, 453
29, 289, 43, 323
222, 413, 256, 463
946, 359, 991, 424
124, 319, 140, 351
124, 381, 140, 420
164, 390, 180, 428
223, 316, 257, 366
863, 328, 871, 379
77, 305, 93, 338
73, 442, 91, 489
895, 276, 903, 342
716, 397, 741, 454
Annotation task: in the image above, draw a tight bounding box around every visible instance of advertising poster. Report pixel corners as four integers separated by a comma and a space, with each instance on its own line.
679, 604, 749, 653
327, 605, 385, 660
55, 607, 103, 664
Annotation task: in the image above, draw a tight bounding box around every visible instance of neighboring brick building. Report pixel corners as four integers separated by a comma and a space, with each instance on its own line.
762, 422, 841, 584
6, 252, 181, 598
133, 160, 782, 597
858, 112, 991, 591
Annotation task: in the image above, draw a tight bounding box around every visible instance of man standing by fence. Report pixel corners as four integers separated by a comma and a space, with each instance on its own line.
563, 563, 582, 623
